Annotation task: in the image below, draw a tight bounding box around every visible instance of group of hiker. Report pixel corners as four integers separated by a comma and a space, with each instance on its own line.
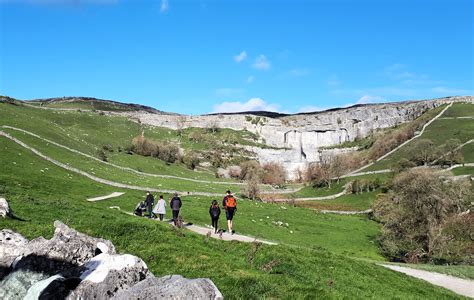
134, 190, 237, 234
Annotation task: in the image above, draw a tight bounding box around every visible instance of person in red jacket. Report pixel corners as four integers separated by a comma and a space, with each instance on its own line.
222, 190, 237, 234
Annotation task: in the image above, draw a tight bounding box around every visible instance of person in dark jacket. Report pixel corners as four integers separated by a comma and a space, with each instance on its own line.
145, 192, 155, 219
209, 200, 221, 234
169, 192, 182, 226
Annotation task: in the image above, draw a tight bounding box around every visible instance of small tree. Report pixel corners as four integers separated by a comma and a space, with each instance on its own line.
409, 139, 438, 165
262, 162, 286, 186
240, 160, 263, 182
242, 177, 260, 200
438, 138, 463, 166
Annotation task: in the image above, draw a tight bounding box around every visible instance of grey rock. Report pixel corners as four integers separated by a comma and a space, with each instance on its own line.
0, 229, 28, 279
66, 253, 150, 299
0, 222, 223, 300
0, 197, 11, 218
112, 275, 223, 300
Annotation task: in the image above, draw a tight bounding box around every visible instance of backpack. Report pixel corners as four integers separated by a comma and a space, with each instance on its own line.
226, 196, 236, 208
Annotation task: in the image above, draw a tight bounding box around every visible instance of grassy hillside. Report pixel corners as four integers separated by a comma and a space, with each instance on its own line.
366, 103, 474, 171
0, 136, 464, 299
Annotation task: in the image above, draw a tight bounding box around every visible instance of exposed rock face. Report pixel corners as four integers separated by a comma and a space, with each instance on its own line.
113, 275, 224, 300
119, 96, 473, 179
0, 198, 11, 218
0, 221, 222, 299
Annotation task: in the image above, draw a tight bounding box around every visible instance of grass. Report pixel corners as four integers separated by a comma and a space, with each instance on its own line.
460, 142, 474, 162
1, 137, 466, 299
441, 103, 474, 118
366, 103, 474, 171
0, 102, 265, 178
296, 191, 381, 211
452, 166, 474, 176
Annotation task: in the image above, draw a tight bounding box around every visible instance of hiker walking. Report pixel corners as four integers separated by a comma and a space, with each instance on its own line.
153, 195, 166, 221
222, 190, 237, 234
145, 191, 155, 219
170, 192, 182, 226
209, 200, 221, 234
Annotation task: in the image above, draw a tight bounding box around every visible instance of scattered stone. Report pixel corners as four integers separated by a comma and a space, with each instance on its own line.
0, 197, 11, 218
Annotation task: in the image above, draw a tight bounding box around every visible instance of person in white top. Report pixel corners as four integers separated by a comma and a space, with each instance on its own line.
153, 195, 167, 221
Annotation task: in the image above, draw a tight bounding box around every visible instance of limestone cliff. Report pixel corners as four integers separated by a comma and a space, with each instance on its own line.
120, 96, 473, 179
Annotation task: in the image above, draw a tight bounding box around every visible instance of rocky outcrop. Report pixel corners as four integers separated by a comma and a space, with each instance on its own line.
119, 96, 473, 179
0, 221, 222, 299
0, 198, 11, 218
113, 275, 223, 299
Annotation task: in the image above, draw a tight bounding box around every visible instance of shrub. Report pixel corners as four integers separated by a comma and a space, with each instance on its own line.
262, 162, 286, 186
97, 150, 108, 162
349, 178, 380, 194
102, 144, 114, 152
240, 160, 263, 181
182, 152, 200, 170
242, 178, 260, 200
408, 139, 439, 165
131, 136, 179, 163
373, 169, 471, 263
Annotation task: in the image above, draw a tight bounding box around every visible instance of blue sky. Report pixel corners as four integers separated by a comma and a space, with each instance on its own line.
1, 0, 472, 114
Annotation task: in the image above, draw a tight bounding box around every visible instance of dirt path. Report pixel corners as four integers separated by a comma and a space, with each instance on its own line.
185, 224, 277, 245
109, 206, 277, 245
346, 102, 453, 176
320, 209, 372, 215
87, 192, 125, 202
1, 125, 302, 195
381, 264, 474, 298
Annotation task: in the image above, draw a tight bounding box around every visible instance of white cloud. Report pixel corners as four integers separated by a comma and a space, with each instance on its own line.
356, 95, 386, 104
212, 98, 280, 113
247, 76, 255, 84
160, 0, 169, 13
233, 51, 247, 63
252, 55, 271, 71
288, 68, 310, 77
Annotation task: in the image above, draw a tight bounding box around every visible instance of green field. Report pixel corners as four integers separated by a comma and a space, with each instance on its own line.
1, 100, 472, 298
2, 135, 466, 298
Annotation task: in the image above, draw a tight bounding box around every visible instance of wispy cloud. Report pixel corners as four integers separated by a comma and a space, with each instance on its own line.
212, 98, 280, 113
296, 105, 325, 113
356, 95, 385, 104
247, 76, 255, 84
431, 86, 472, 95
252, 55, 271, 71
233, 51, 247, 63
288, 68, 310, 77
214, 88, 244, 98
160, 0, 169, 13
327, 75, 341, 86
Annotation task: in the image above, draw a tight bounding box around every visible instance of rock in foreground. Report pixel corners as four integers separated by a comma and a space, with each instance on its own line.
0, 221, 223, 299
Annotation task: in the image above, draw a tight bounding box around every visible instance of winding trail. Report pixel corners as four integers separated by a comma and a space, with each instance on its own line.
109, 206, 277, 245
346, 102, 454, 176
381, 264, 474, 298
0, 130, 222, 196
0, 125, 303, 195
87, 192, 125, 202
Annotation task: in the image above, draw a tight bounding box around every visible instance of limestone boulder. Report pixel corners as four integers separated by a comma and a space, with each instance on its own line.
0, 229, 28, 279
0, 197, 11, 218
112, 275, 223, 300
